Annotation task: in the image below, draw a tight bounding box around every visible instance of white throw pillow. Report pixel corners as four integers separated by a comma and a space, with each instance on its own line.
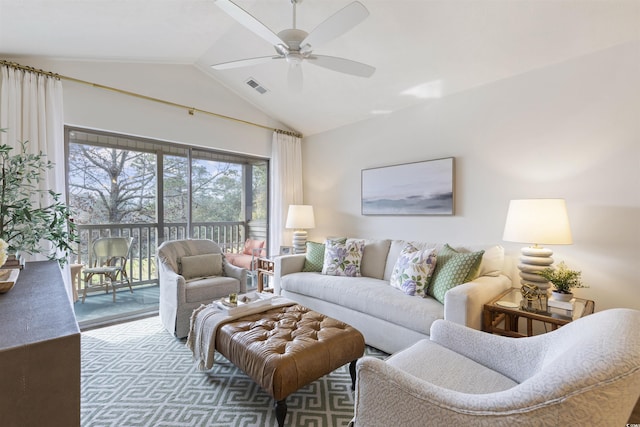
389, 243, 437, 297
179, 253, 222, 280
478, 245, 504, 277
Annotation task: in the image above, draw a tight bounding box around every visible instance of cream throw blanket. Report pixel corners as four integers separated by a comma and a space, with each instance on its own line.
186, 297, 295, 370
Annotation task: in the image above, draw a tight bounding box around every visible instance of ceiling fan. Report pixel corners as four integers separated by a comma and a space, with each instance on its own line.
211, 0, 376, 91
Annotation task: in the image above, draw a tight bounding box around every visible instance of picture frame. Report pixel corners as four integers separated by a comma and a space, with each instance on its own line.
361, 157, 455, 215
279, 246, 294, 255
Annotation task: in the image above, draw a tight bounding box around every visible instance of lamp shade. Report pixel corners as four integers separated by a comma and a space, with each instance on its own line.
503, 199, 572, 245
285, 205, 315, 230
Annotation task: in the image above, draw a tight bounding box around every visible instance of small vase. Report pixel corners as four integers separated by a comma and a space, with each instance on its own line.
551, 291, 573, 302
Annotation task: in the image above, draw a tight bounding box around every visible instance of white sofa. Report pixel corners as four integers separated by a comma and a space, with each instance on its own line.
274, 239, 511, 354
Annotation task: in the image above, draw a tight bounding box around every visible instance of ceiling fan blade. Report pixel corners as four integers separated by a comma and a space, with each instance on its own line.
288, 63, 303, 92
215, 0, 286, 47
211, 56, 281, 70
306, 55, 375, 78
300, 1, 369, 53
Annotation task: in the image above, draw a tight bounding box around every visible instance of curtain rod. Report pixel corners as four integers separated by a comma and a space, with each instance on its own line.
0, 60, 303, 138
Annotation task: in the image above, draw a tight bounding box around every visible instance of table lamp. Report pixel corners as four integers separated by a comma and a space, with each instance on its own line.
285, 205, 315, 254
502, 199, 573, 308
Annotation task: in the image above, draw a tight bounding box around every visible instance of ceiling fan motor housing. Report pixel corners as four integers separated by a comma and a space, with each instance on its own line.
276, 28, 309, 52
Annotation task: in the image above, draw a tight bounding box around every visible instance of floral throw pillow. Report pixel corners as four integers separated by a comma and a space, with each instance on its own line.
389, 243, 437, 296
322, 239, 365, 277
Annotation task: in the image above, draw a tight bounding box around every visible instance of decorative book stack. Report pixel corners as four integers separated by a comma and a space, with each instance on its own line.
548, 296, 575, 317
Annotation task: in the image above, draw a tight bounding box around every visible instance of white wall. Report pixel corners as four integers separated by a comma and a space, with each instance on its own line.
6, 58, 285, 157
302, 41, 640, 312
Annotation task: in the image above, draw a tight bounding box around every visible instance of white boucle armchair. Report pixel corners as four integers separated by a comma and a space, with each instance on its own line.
353, 308, 640, 427
157, 239, 246, 338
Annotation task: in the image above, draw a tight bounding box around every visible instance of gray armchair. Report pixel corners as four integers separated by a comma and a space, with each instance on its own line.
157, 239, 246, 338
353, 308, 640, 427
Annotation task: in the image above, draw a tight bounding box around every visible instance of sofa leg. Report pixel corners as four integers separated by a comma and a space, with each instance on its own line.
275, 399, 287, 427
350, 360, 357, 390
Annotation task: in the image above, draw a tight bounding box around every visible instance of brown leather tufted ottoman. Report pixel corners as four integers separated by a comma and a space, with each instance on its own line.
215, 304, 365, 427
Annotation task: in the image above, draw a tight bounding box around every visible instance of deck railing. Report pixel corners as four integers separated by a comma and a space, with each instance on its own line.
75, 221, 248, 289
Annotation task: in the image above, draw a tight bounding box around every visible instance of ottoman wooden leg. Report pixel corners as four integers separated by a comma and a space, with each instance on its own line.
275, 399, 287, 427
350, 360, 357, 390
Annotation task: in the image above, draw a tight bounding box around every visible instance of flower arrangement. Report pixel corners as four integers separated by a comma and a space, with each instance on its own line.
537, 261, 587, 294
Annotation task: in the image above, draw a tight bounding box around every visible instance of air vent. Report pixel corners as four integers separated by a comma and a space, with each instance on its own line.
245, 78, 268, 94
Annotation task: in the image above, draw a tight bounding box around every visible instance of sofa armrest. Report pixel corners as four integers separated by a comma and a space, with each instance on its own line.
273, 254, 306, 295
443, 274, 512, 330
223, 262, 247, 293
158, 264, 187, 302
354, 356, 517, 426
429, 319, 536, 382
354, 356, 447, 426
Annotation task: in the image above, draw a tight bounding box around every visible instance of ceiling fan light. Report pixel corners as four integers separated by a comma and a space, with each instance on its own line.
285, 53, 303, 66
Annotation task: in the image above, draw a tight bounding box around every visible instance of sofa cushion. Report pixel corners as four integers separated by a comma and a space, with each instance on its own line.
179, 253, 222, 280
386, 339, 517, 393
384, 240, 440, 281
302, 241, 326, 272
429, 245, 484, 303
280, 273, 444, 335
322, 239, 365, 277
479, 245, 504, 277
360, 239, 391, 279
185, 276, 239, 303
389, 243, 437, 296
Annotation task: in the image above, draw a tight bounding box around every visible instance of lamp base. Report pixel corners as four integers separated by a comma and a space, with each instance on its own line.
292, 230, 307, 254
517, 246, 554, 311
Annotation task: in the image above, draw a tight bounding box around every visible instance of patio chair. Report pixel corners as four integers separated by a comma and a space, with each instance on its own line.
224, 238, 266, 286
81, 237, 134, 303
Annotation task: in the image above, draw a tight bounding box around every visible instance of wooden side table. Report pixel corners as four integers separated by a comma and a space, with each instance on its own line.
256, 257, 275, 293
483, 287, 595, 337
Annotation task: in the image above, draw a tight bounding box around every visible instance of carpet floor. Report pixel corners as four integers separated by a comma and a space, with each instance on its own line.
81, 315, 387, 427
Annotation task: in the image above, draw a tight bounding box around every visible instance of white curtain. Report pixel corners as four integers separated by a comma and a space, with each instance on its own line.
0, 65, 73, 301
270, 132, 303, 256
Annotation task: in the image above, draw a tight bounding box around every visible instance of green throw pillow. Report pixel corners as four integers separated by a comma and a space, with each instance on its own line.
302, 241, 326, 272
428, 244, 484, 304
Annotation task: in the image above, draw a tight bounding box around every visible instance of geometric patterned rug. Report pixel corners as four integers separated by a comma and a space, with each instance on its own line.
81, 316, 388, 427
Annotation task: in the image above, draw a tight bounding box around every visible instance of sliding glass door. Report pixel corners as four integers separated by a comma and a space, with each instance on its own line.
65, 127, 268, 327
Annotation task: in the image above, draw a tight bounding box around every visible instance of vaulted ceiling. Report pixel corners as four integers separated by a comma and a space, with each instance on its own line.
1, 0, 638, 135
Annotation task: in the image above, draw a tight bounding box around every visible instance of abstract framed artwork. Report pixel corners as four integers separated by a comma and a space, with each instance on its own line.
361, 157, 455, 215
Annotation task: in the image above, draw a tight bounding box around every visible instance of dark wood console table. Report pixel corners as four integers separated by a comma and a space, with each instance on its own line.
0, 261, 80, 426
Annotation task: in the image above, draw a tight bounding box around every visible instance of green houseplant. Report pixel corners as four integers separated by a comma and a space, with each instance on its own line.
0, 131, 78, 266
538, 261, 587, 299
